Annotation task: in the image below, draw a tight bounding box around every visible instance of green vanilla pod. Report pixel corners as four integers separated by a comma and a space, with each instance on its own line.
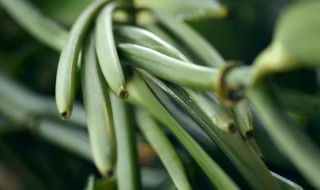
116, 26, 250, 98
189, 91, 236, 133
253, 1, 320, 81
143, 23, 187, 54
115, 25, 191, 61
95, 2, 128, 98
110, 94, 142, 190
140, 70, 236, 134
115, 28, 236, 133
135, 71, 280, 190
232, 99, 254, 139
126, 74, 239, 190
135, 108, 192, 190
146, 8, 225, 67
81, 34, 116, 177
118, 43, 217, 90
0, 73, 87, 127
55, 0, 108, 119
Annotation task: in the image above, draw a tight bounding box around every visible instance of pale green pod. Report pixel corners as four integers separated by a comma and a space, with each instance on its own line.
253, 1, 320, 81
0, 73, 87, 126
232, 99, 254, 139
55, 0, 108, 119
110, 94, 142, 190
136, 70, 280, 190
188, 91, 236, 133
118, 43, 217, 90
95, 2, 128, 98
135, 108, 192, 190
143, 23, 186, 53
115, 27, 236, 132
0, 0, 68, 51
115, 25, 191, 61
81, 34, 116, 177
147, 8, 225, 67
126, 74, 239, 190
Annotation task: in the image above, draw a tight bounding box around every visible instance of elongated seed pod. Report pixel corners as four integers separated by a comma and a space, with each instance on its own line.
118, 43, 216, 90
0, 0, 68, 51
146, 8, 225, 67
95, 2, 128, 98
81, 34, 116, 176
126, 74, 239, 190
143, 24, 186, 54
55, 0, 108, 119
117, 29, 250, 98
115, 25, 191, 62
252, 1, 320, 81
110, 94, 142, 190
188, 91, 235, 133
115, 27, 236, 133
135, 70, 280, 190
232, 99, 254, 139
135, 108, 192, 190
0, 73, 87, 126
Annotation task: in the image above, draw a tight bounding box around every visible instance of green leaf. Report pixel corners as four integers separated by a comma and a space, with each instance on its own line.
110, 94, 142, 190
95, 2, 128, 98
0, 0, 68, 51
81, 34, 116, 176
135, 108, 192, 190
55, 0, 108, 119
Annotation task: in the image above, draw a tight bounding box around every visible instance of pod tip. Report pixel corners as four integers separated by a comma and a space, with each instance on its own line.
118, 87, 129, 99
107, 169, 114, 177
60, 111, 70, 120
227, 122, 237, 133
243, 130, 254, 139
